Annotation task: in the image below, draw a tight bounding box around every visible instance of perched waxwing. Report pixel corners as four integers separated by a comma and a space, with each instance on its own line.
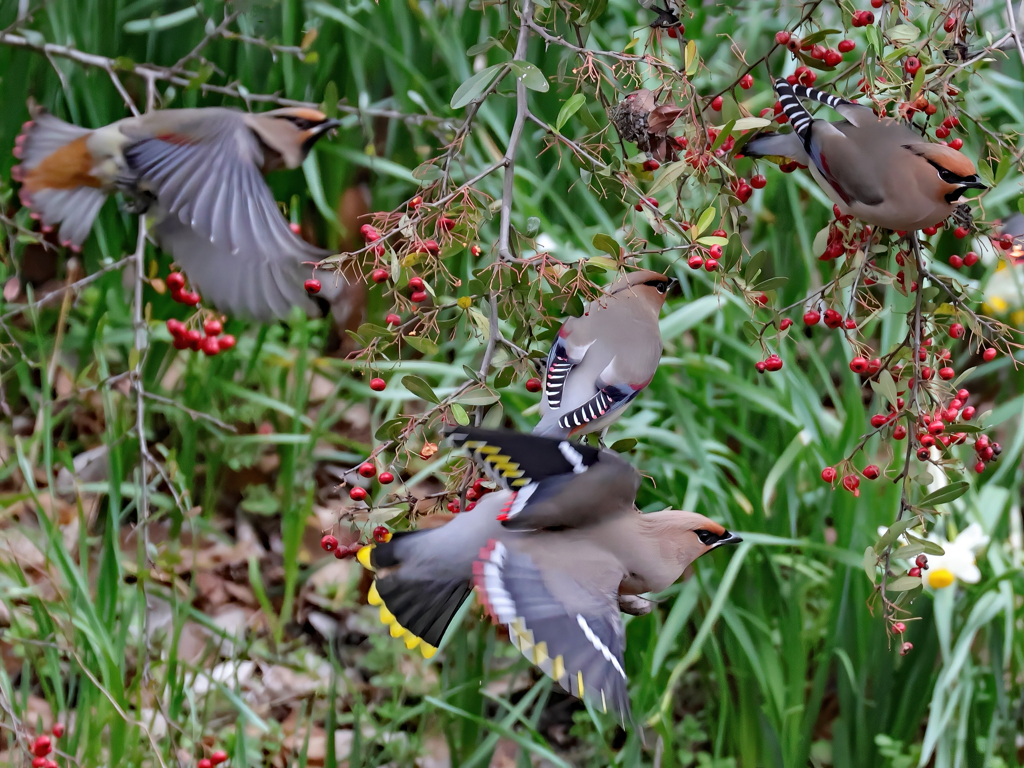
744, 82, 986, 232
12, 103, 344, 322
357, 427, 741, 721
533, 269, 675, 439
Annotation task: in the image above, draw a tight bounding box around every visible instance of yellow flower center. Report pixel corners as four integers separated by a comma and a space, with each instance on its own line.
928, 568, 955, 589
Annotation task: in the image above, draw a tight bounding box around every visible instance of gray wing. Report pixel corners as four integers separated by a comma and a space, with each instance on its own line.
124, 112, 338, 321
476, 538, 633, 722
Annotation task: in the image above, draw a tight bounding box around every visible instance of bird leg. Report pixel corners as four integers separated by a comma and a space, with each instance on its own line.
952, 204, 975, 229
119, 188, 156, 215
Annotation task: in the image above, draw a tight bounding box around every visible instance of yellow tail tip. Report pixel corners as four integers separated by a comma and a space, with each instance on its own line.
421, 643, 437, 659
357, 545, 375, 570
368, 581, 382, 606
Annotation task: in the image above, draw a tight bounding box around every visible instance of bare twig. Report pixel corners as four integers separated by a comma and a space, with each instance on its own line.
0, 256, 133, 323
497, 0, 536, 262
1005, 0, 1024, 68
142, 390, 238, 433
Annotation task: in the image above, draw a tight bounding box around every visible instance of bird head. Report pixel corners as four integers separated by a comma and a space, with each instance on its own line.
643, 510, 742, 569
904, 143, 986, 204
608, 269, 679, 310
250, 108, 342, 169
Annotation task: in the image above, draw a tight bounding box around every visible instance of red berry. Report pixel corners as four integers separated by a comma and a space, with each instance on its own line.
850, 356, 869, 374
526, 377, 542, 393
949, 323, 964, 338
470, 244, 483, 257
203, 319, 222, 336
935, 126, 950, 139
945, 407, 959, 422
643, 159, 660, 172
842, 475, 860, 496
809, 44, 825, 60
359, 462, 376, 478
894, 425, 907, 440
439, 217, 456, 231
708, 244, 723, 259
982, 347, 997, 362
408, 276, 425, 291
373, 526, 390, 543
923, 226, 938, 236
949, 255, 963, 269
975, 461, 986, 473
870, 414, 888, 428
908, 566, 921, 578
780, 318, 793, 330
863, 465, 880, 479
871, 0, 883, 6
33, 736, 52, 757
735, 183, 752, 203
712, 229, 727, 238
821, 467, 837, 482
775, 31, 791, 45
210, 752, 228, 766
862, 11, 875, 23
409, 196, 422, 209
32, 759, 46, 768
739, 73, 754, 89
199, 761, 213, 768
410, 290, 428, 303
892, 621, 906, 633
386, 313, 401, 326
51, 724, 64, 738
180, 291, 202, 306
957, 389, 970, 401
218, 334, 236, 350
823, 48, 842, 66
711, 96, 724, 111
755, 361, 767, 374
666, 25, 678, 38
900, 641, 913, 656
963, 251, 979, 266
704, 259, 718, 272
349, 487, 368, 501
824, 309, 843, 329
379, 471, 395, 484
765, 355, 783, 372
949, 138, 963, 150
201, 336, 220, 356
803, 310, 820, 326
688, 254, 704, 270
320, 535, 338, 552
370, 378, 386, 392
838, 39, 856, 53
938, 366, 955, 380
167, 272, 185, 291
928, 420, 945, 435
166, 318, 185, 337
944, 15, 956, 32
371, 268, 389, 283
360, 224, 380, 241
954, 226, 968, 239
750, 174, 767, 189
466, 488, 480, 502
916, 554, 928, 569
918, 447, 931, 461
447, 500, 460, 513
305, 279, 321, 294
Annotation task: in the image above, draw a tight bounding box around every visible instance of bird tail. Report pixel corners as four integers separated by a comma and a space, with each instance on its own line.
357, 536, 473, 658
13, 104, 107, 251
772, 80, 816, 146
788, 83, 855, 112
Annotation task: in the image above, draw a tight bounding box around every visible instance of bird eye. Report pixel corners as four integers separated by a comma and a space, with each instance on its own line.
657, 281, 668, 294
695, 529, 720, 545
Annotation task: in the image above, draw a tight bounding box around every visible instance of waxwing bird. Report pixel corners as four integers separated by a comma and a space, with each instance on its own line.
744, 82, 986, 232
533, 270, 675, 440
12, 103, 344, 322
357, 427, 741, 722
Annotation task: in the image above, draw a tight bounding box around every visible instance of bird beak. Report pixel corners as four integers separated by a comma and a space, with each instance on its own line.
714, 530, 743, 547
313, 118, 343, 135
960, 179, 987, 191
667, 277, 681, 296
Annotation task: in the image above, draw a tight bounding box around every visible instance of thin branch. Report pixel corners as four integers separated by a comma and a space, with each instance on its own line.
0, 256, 133, 322
497, 0, 535, 262
141, 390, 238, 433
130, 218, 153, 570
1005, 0, 1024, 69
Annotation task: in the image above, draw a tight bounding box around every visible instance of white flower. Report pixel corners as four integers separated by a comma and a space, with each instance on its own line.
923, 523, 990, 589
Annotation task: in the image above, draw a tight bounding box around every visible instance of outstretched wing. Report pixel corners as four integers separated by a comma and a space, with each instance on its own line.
446, 427, 601, 489
475, 540, 632, 722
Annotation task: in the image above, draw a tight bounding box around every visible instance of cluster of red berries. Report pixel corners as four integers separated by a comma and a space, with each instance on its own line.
803, 306, 853, 331
447, 477, 494, 514
166, 317, 235, 355
635, 196, 659, 211
408, 275, 428, 304
907, 553, 929, 579
347, 462, 395, 501
850, 9, 875, 26
948, 251, 979, 270
361, 223, 387, 257
197, 749, 230, 768
821, 208, 873, 261
972, 434, 1003, 473
27, 724, 64, 768
167, 271, 201, 306
754, 354, 783, 374
934, 114, 960, 139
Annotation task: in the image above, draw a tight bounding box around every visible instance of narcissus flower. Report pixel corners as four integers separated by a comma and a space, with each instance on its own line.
923, 523, 989, 588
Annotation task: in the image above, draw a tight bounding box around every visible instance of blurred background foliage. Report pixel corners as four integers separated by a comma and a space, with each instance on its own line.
0, 0, 1022, 766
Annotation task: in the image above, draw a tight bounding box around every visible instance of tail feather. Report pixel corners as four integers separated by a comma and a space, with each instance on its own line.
359, 541, 473, 658
789, 84, 855, 112
14, 105, 106, 250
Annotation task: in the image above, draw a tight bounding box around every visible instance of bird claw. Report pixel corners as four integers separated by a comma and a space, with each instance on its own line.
952, 204, 974, 229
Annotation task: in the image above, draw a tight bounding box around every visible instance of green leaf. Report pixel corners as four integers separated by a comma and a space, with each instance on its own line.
592, 233, 619, 257
871, 369, 899, 411
124, 5, 200, 33
375, 418, 405, 441
402, 375, 440, 404
684, 39, 698, 76
919, 481, 970, 507
450, 403, 470, 426
647, 161, 689, 195
525, 217, 541, 238
466, 39, 500, 56
910, 66, 925, 99
724, 234, 743, 271
886, 575, 922, 592
862, 546, 876, 585
610, 438, 637, 453
185, 63, 214, 92
865, 25, 883, 55
412, 162, 442, 183
874, 518, 918, 553
886, 24, 920, 45
694, 206, 717, 237
556, 93, 587, 131
744, 250, 767, 282
405, 336, 439, 355
457, 389, 500, 406
755, 276, 788, 292
451, 64, 504, 109
509, 60, 549, 92
322, 81, 339, 119
711, 121, 736, 152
